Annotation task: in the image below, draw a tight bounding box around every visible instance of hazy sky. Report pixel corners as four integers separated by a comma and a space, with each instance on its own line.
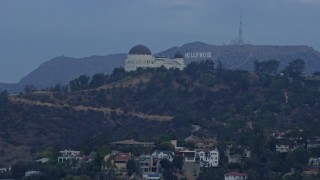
1, 0, 320, 83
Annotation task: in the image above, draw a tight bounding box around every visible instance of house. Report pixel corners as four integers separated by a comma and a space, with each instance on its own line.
59, 150, 80, 156
139, 154, 160, 175
195, 138, 217, 150
187, 138, 217, 150
275, 140, 296, 153
179, 150, 196, 162
243, 149, 251, 158
303, 167, 320, 176
0, 168, 9, 173
224, 145, 245, 164
197, 149, 219, 167
82, 152, 96, 163
307, 137, 320, 150
58, 150, 82, 162
224, 172, 248, 180
228, 154, 242, 164
224, 146, 249, 164
36, 158, 50, 163
308, 157, 320, 167
25, 170, 42, 177
151, 150, 175, 162
114, 153, 131, 171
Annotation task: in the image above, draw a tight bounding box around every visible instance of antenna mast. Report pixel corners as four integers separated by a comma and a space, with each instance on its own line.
238, 12, 243, 45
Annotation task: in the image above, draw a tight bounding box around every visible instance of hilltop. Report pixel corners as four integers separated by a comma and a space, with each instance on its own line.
2, 42, 320, 92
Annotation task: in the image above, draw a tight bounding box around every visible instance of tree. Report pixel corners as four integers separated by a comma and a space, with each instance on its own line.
312, 71, 320, 76
69, 75, 90, 91
160, 159, 173, 171
0, 90, 8, 109
172, 156, 183, 170
11, 161, 30, 179
155, 142, 175, 151
200, 60, 215, 74
283, 59, 305, 79
254, 60, 280, 75
24, 84, 37, 93
89, 74, 106, 88
126, 159, 137, 176
109, 68, 126, 82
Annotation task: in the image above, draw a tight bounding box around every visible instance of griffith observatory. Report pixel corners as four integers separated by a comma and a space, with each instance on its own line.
124, 45, 185, 72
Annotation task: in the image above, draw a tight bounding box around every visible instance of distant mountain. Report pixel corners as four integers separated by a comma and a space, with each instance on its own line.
1, 42, 320, 92
0, 54, 126, 92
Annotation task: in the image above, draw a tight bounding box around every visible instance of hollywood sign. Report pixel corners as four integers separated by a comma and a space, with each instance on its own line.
184, 52, 212, 59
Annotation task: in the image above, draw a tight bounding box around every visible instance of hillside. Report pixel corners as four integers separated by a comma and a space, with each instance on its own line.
2, 42, 320, 93
1, 61, 320, 166
157, 42, 320, 74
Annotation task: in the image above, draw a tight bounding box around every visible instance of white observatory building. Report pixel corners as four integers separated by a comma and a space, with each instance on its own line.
124, 45, 185, 72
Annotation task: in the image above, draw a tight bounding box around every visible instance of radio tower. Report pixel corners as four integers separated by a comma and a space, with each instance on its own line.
238, 12, 243, 45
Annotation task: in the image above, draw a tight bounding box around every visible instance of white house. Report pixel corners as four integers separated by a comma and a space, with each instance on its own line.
59, 150, 80, 156
151, 150, 175, 162
0, 168, 9, 173
125, 45, 185, 72
197, 149, 219, 167
276, 142, 296, 153
36, 158, 50, 163
275, 139, 297, 153
25, 170, 42, 177
58, 150, 82, 162
224, 172, 248, 180
308, 157, 320, 167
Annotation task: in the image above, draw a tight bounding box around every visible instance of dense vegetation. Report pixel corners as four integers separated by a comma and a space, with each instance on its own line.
1, 59, 320, 179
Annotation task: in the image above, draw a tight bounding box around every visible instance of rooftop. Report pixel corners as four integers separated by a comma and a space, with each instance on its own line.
114, 153, 131, 162
225, 172, 248, 176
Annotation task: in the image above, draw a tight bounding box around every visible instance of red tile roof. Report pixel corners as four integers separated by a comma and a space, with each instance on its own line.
114, 153, 131, 162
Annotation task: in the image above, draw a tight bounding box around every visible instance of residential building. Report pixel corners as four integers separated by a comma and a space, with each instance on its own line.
308, 157, 320, 167
139, 154, 161, 178
0, 168, 9, 173
275, 140, 296, 153
307, 137, 320, 150
36, 158, 50, 163
192, 138, 217, 150
227, 154, 242, 164
25, 171, 42, 177
197, 149, 219, 167
224, 172, 248, 180
59, 150, 80, 156
179, 150, 196, 162
244, 149, 251, 158
114, 153, 131, 171
58, 150, 82, 162
151, 150, 175, 162
224, 146, 250, 164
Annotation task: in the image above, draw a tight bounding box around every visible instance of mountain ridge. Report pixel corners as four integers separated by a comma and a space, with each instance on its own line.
2, 42, 320, 92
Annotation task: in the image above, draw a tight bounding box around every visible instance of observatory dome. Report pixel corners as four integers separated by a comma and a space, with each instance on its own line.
129, 45, 152, 55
